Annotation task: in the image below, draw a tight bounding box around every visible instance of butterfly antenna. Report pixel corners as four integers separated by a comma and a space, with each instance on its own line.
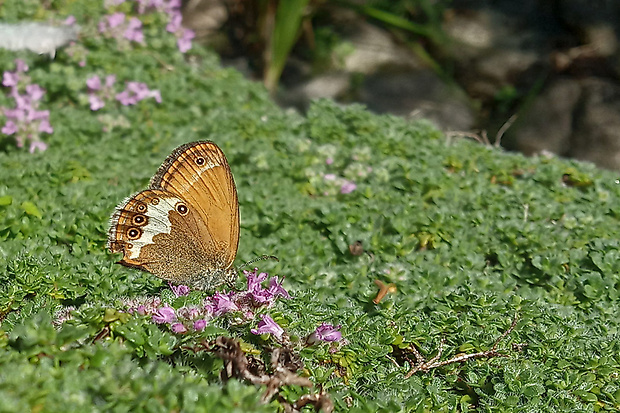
241, 255, 279, 268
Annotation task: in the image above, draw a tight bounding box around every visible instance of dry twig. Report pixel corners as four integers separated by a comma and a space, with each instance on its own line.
402, 313, 522, 378
199, 336, 334, 412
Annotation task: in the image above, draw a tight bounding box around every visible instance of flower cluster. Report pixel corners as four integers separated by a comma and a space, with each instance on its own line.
119, 269, 343, 345
1, 60, 53, 153
86, 75, 161, 111
86, 75, 116, 111
306, 323, 342, 344
323, 173, 357, 195
101, 0, 195, 53
98, 12, 144, 45
123, 269, 292, 335
166, 10, 195, 53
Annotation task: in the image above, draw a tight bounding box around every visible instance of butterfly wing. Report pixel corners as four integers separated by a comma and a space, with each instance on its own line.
107, 141, 239, 290
108, 189, 229, 287
148, 141, 240, 271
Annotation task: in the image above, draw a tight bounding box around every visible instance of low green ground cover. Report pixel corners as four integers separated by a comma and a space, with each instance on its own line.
1, 1, 619, 412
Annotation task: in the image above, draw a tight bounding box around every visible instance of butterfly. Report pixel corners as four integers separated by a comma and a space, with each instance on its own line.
108, 141, 240, 290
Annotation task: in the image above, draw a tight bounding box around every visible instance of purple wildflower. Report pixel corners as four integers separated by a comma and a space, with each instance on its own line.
203, 297, 215, 315
16, 60, 28, 73
307, 323, 342, 344
171, 322, 187, 333
177, 306, 200, 320
1, 61, 52, 152
116, 81, 161, 106
152, 305, 176, 324
98, 12, 144, 46
26, 85, 45, 101
251, 314, 284, 339
38, 119, 53, 134
193, 319, 207, 331
170, 283, 190, 297
267, 276, 292, 300
86, 75, 117, 111
2, 72, 19, 88
165, 10, 194, 53
86, 75, 102, 90
134, 305, 147, 315
166, 12, 182, 32
177, 28, 195, 53
246, 270, 269, 294
244, 269, 291, 305
340, 180, 357, 194
29, 141, 48, 153
89, 95, 105, 111
124, 18, 144, 43
64, 16, 76, 25
107, 12, 126, 29
1, 121, 17, 135
212, 291, 239, 315
124, 296, 162, 315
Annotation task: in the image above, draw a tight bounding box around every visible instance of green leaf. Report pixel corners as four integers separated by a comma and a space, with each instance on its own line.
19, 201, 42, 218
0, 195, 12, 206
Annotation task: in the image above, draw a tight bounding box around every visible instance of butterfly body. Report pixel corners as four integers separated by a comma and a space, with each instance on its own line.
108, 141, 239, 290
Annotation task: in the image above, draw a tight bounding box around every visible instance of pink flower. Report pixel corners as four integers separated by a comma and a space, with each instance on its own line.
166, 13, 182, 33
246, 270, 268, 294
171, 322, 187, 333
326, 157, 334, 165
152, 305, 176, 324
38, 119, 53, 134
26, 85, 45, 101
307, 323, 342, 344
86, 76, 102, 91
134, 305, 147, 315
324, 174, 336, 181
177, 29, 194, 53
1, 121, 17, 135
3, 108, 24, 121
29, 141, 48, 153
105, 75, 116, 88
170, 283, 190, 297
177, 306, 200, 320
166, 11, 194, 53
116, 82, 161, 106
203, 297, 215, 315
244, 269, 291, 304
251, 314, 284, 339
340, 181, 356, 194
86, 75, 117, 111
150, 89, 162, 103
89, 95, 105, 111
15, 60, 28, 73
2, 72, 19, 87
193, 319, 207, 331
107, 12, 126, 28
213, 291, 239, 315
64, 16, 76, 25
267, 276, 291, 300
124, 18, 144, 43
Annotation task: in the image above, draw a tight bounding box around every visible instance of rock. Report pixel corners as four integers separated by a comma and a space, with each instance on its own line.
571, 78, 620, 170
512, 77, 620, 171
359, 70, 475, 130
277, 72, 351, 110
339, 21, 421, 74
511, 78, 581, 156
